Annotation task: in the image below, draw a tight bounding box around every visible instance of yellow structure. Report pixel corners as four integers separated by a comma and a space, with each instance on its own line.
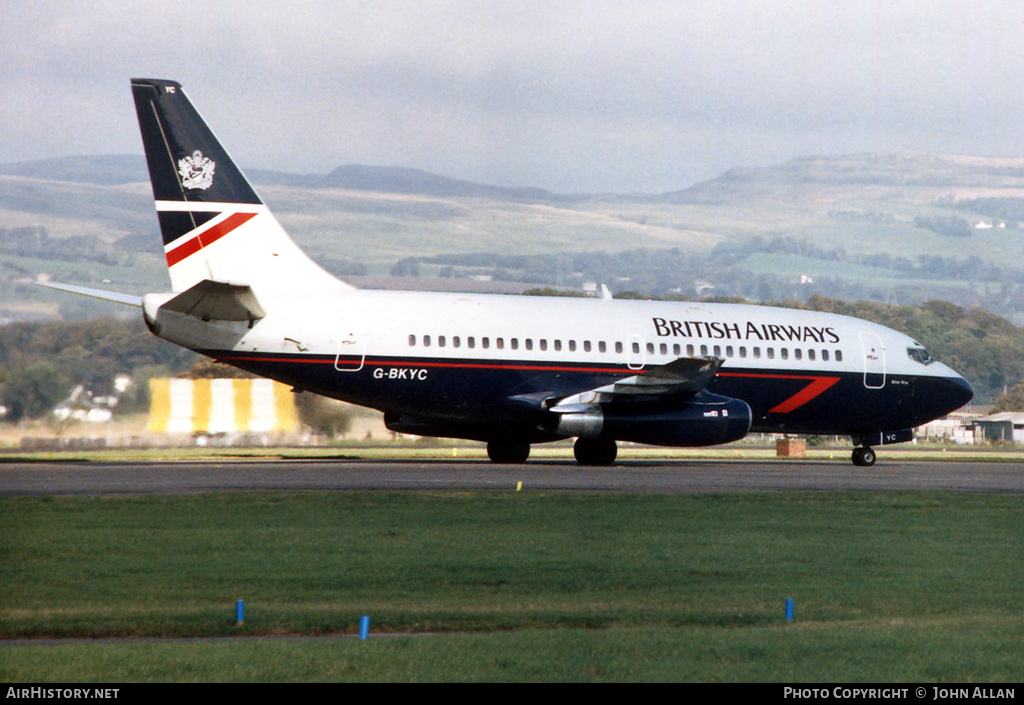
148, 378, 299, 433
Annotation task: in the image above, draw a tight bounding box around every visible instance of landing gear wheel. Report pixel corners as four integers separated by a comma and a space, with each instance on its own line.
573, 437, 618, 466
852, 446, 876, 467
487, 439, 531, 464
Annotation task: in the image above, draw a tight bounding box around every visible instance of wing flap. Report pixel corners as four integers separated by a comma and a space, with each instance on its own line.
549, 356, 723, 412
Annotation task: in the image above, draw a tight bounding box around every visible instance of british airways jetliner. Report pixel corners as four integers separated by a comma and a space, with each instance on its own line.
45, 79, 974, 466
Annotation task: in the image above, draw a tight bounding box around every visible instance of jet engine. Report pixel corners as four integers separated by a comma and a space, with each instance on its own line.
554, 392, 751, 447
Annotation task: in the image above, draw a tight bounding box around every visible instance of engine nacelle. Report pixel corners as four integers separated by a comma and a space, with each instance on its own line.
555, 393, 751, 447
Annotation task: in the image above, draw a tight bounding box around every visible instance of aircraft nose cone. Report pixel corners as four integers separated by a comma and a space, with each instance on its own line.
942, 375, 974, 412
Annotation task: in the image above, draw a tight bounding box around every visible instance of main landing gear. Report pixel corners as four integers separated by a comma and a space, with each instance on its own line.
851, 446, 877, 467
573, 437, 617, 466
486, 438, 531, 464
486, 437, 619, 466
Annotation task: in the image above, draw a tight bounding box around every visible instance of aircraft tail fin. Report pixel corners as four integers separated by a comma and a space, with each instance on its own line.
130, 78, 350, 294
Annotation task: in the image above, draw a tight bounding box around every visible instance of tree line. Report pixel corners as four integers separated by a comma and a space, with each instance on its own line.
385, 238, 1024, 321
0, 318, 196, 422
0, 227, 136, 266
2, 295, 1021, 423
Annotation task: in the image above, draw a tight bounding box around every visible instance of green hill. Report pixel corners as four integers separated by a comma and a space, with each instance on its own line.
3, 153, 1024, 327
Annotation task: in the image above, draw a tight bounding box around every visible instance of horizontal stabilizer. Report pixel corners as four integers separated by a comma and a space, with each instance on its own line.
159, 279, 265, 322
36, 281, 143, 307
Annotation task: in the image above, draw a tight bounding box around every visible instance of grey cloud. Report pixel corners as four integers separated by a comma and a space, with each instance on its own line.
2, 1, 1022, 192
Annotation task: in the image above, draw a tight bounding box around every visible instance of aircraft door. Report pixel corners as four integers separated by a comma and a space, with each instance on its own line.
627, 334, 646, 370
859, 331, 885, 389
335, 330, 368, 372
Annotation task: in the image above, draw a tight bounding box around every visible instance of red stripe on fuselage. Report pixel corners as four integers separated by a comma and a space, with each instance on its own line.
718, 372, 841, 413
165, 211, 258, 266
214, 353, 842, 412
216, 353, 628, 375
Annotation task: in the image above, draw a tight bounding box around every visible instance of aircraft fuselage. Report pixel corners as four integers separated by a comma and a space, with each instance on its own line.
144, 288, 973, 445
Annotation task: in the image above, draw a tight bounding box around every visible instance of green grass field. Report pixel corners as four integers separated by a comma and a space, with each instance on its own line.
3, 619, 1020, 682
1, 491, 1021, 681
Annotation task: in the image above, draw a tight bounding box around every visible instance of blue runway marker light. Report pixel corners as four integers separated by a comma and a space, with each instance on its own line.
359, 615, 370, 640
236, 600, 245, 625
785, 598, 794, 621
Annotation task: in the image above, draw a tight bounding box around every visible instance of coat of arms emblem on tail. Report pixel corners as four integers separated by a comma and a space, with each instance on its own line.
178, 150, 216, 190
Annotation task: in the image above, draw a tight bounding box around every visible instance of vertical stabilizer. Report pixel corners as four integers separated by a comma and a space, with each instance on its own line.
130, 78, 350, 293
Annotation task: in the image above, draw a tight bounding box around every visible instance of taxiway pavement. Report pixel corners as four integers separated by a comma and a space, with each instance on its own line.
1, 458, 1021, 495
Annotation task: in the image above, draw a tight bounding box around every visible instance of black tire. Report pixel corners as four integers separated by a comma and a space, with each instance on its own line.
487, 439, 531, 464
573, 437, 618, 466
852, 447, 877, 467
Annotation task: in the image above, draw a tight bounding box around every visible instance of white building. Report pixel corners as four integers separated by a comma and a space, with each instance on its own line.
916, 410, 981, 444
974, 412, 1024, 444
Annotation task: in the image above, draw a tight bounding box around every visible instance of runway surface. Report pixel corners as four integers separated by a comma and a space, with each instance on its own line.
1, 457, 1021, 495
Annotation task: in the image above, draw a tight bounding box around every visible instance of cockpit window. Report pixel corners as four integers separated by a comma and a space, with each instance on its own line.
907, 347, 934, 365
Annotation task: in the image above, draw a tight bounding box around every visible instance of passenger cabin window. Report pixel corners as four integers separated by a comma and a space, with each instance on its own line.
740, 346, 747, 358
468, 337, 475, 349
453, 336, 460, 348
673, 344, 681, 356
687, 344, 695, 356
808, 349, 815, 361
726, 346, 734, 357
753, 347, 761, 358
615, 342, 624, 354
584, 341, 592, 352
794, 349, 802, 360
700, 345, 708, 356
660, 343, 668, 355
647, 343, 655, 355
835, 350, 843, 362
511, 339, 519, 350
554, 340, 562, 352
540, 339, 548, 351
482, 337, 490, 349
780, 348, 788, 360
569, 341, 576, 352
631, 342, 640, 354
423, 335, 431, 347
439, 336, 446, 348
496, 338, 503, 349
525, 339, 533, 351
599, 342, 607, 353
409, 335, 416, 346
767, 348, 775, 359
822, 350, 829, 361
713, 345, 721, 357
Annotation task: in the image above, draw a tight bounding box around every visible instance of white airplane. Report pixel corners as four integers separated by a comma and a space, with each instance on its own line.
44, 78, 974, 466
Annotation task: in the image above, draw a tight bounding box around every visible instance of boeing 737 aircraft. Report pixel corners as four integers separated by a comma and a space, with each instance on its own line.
44, 78, 974, 466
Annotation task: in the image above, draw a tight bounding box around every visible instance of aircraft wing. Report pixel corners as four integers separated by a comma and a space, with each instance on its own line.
547, 356, 723, 412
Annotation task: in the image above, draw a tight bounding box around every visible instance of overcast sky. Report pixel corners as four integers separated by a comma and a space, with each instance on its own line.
2, 1, 1022, 193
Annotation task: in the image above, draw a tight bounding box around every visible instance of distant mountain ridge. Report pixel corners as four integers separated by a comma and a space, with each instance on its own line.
5, 151, 1024, 204
661, 153, 1024, 205
0, 156, 561, 201
0, 155, 148, 187
321, 164, 557, 201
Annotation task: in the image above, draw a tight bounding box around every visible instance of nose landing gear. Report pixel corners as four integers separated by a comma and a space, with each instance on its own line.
851, 446, 876, 466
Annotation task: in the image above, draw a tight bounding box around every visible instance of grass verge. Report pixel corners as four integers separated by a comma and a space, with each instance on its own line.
3, 618, 1022, 682
1, 491, 1020, 680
